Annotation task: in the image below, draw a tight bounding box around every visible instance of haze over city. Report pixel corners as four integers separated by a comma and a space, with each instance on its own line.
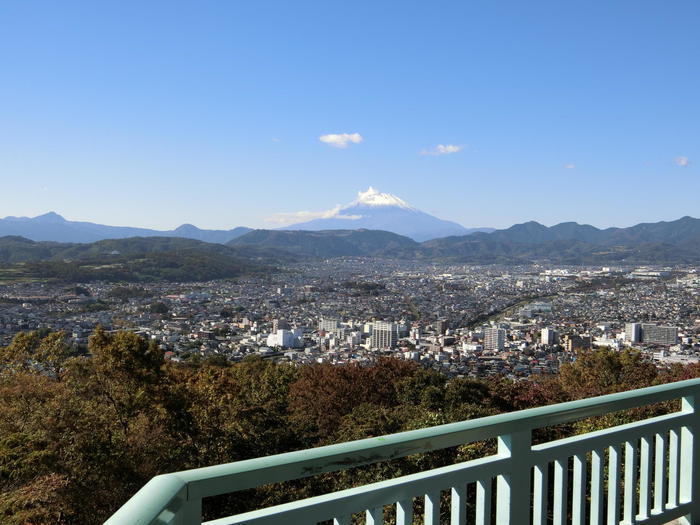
2, 1, 698, 230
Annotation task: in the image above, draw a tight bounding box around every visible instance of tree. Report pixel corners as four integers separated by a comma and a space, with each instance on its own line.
71, 285, 91, 296
289, 358, 417, 441
0, 331, 40, 372
558, 348, 657, 399
0, 328, 689, 524
0, 331, 74, 378
149, 301, 169, 314
36, 332, 74, 378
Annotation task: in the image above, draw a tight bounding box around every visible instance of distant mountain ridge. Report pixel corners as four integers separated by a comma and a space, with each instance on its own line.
0, 212, 252, 244
281, 187, 493, 241
5, 210, 700, 265
418, 216, 700, 264
232, 216, 700, 264
465, 216, 700, 246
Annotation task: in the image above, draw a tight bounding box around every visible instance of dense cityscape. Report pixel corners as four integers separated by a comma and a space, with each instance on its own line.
3, 259, 699, 379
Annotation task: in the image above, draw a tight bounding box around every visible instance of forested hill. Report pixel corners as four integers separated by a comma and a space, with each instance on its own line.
6, 213, 700, 270
465, 216, 700, 246
230, 217, 700, 264
0, 329, 697, 523
420, 237, 700, 265
0, 236, 286, 282
422, 216, 700, 264
228, 228, 421, 257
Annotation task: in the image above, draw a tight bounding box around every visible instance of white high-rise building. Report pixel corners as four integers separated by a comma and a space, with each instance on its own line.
484, 327, 506, 351
266, 328, 303, 348
319, 318, 341, 333
369, 321, 399, 349
319, 318, 346, 340
541, 327, 559, 345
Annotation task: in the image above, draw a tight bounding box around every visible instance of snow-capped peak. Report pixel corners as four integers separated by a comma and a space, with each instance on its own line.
353, 187, 413, 209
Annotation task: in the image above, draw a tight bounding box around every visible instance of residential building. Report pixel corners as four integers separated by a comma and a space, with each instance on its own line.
484, 327, 505, 351
641, 324, 678, 345
369, 321, 399, 349
625, 322, 641, 344
541, 327, 559, 345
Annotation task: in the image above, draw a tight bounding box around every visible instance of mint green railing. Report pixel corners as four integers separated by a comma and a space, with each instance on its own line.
106, 377, 700, 525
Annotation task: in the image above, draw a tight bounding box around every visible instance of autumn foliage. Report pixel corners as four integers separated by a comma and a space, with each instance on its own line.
0, 332, 696, 523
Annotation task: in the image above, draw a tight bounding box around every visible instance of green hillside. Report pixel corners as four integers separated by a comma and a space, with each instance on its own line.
0, 236, 278, 282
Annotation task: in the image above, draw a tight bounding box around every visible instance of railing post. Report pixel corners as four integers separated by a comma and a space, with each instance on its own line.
176, 497, 201, 525
680, 391, 700, 525
496, 429, 531, 525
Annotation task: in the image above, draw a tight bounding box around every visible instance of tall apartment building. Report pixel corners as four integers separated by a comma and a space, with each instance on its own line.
318, 318, 346, 338
484, 327, 506, 351
625, 323, 641, 344
433, 319, 448, 335
562, 334, 591, 352
272, 319, 291, 332
369, 321, 399, 349
641, 324, 678, 345
541, 327, 559, 345
318, 318, 341, 333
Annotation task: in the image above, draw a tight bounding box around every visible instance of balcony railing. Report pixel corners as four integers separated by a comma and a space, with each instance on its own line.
106, 377, 700, 525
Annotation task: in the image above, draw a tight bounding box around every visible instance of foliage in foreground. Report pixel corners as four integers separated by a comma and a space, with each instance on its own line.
0, 331, 697, 524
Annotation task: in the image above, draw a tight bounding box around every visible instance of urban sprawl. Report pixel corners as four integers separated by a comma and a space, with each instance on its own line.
2, 260, 699, 378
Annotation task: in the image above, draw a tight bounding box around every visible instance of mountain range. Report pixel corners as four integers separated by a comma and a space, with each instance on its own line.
461, 216, 700, 246
281, 187, 492, 241
6, 189, 700, 253
0, 188, 493, 244
0, 188, 486, 244
3, 214, 700, 280
227, 215, 700, 264
0, 212, 252, 244
4, 186, 700, 267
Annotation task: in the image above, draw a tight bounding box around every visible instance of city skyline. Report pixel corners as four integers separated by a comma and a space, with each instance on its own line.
2, 1, 698, 230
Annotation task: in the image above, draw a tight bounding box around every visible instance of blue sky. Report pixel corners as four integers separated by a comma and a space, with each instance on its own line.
1, 1, 698, 230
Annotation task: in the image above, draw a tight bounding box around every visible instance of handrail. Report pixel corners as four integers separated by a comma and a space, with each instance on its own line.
106, 474, 187, 525
105, 377, 700, 525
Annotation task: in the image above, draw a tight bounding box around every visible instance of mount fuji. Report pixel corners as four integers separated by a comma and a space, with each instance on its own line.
281, 187, 493, 241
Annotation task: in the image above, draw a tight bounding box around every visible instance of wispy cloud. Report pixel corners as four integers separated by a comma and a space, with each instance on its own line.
319, 133, 363, 149
564, 163, 576, 169
421, 144, 462, 156
675, 156, 690, 167
265, 205, 361, 226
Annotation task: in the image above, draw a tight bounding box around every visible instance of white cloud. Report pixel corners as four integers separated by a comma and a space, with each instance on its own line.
675, 156, 690, 167
319, 133, 363, 148
421, 144, 462, 156
564, 163, 576, 169
265, 204, 362, 226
